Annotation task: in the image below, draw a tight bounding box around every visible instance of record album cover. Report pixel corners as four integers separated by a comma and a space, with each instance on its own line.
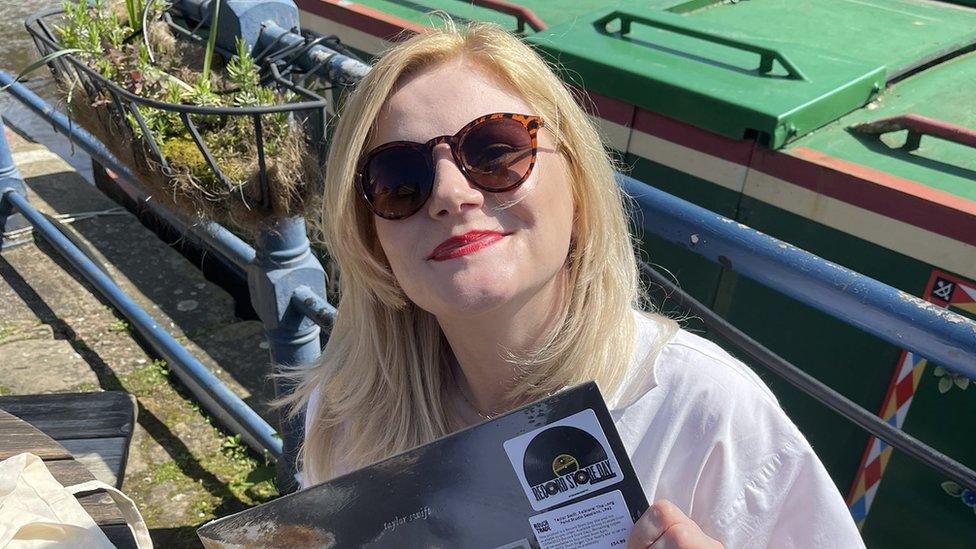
197, 382, 648, 548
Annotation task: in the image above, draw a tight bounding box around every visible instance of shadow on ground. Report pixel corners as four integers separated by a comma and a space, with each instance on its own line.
23, 167, 278, 420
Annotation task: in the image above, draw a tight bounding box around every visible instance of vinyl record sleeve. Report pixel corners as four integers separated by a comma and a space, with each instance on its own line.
197, 382, 648, 548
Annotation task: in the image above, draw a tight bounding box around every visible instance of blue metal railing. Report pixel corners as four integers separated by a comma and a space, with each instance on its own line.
620, 175, 976, 380
0, 116, 29, 250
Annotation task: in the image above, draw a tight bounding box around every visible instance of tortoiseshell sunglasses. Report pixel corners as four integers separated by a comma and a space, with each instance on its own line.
356, 112, 544, 220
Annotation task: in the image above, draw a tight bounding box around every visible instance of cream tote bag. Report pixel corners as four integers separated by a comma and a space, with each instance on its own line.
0, 452, 153, 548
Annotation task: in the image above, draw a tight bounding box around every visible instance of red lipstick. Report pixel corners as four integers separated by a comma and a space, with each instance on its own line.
427, 230, 508, 261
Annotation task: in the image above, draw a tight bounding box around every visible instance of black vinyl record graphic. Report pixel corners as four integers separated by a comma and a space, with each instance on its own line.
522, 425, 608, 486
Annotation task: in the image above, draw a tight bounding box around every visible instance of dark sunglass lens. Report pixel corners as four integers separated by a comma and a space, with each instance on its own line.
365, 146, 433, 219
459, 118, 534, 189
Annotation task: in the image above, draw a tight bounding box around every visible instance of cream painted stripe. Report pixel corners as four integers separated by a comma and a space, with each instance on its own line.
628, 129, 748, 193
745, 169, 976, 280
300, 11, 391, 55
589, 115, 630, 153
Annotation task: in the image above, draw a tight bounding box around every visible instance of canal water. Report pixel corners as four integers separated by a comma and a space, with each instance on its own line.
1, 0, 93, 182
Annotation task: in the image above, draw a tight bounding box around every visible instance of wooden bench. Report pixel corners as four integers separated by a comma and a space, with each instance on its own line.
0, 401, 138, 548
0, 391, 136, 488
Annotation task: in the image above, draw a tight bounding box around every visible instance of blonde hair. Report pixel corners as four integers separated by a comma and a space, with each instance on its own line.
286, 21, 675, 486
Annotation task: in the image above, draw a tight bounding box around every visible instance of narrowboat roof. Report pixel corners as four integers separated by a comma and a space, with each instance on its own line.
343, 1, 976, 150
788, 49, 976, 203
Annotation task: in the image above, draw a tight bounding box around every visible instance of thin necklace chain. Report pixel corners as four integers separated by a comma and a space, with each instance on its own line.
452, 365, 502, 420
447, 355, 561, 421
449, 355, 507, 420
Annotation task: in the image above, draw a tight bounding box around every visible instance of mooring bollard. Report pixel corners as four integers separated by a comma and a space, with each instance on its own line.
247, 215, 326, 492
0, 118, 32, 250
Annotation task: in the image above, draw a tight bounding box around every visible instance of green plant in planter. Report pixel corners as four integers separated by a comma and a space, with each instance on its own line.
33, 0, 315, 223
224, 37, 293, 152
59, 0, 133, 58
124, 0, 145, 34
227, 37, 267, 102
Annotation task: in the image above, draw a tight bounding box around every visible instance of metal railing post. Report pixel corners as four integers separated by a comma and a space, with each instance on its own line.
0, 118, 31, 249
247, 215, 326, 493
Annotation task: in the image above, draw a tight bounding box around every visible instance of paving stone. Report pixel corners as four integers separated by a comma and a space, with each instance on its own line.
0, 319, 54, 345
1, 339, 100, 393
189, 321, 277, 416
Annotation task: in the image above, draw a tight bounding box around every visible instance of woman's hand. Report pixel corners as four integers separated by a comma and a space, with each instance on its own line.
627, 500, 724, 549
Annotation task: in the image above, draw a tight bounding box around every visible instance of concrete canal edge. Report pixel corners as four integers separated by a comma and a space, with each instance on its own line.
0, 123, 280, 546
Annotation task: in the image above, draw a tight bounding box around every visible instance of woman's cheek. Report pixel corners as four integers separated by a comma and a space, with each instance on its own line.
376, 223, 420, 284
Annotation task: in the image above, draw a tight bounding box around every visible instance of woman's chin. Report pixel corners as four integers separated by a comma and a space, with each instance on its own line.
426, 285, 515, 319
414, 263, 563, 320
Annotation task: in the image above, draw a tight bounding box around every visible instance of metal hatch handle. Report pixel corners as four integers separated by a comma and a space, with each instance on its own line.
849, 114, 976, 152
593, 10, 808, 82
458, 0, 547, 32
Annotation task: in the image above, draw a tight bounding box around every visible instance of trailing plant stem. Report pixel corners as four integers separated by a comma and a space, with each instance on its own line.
202, 0, 221, 81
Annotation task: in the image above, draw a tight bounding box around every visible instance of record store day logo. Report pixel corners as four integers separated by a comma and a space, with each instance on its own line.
503, 409, 623, 511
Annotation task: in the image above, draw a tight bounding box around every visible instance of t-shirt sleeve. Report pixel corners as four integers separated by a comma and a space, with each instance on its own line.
691, 420, 865, 548
636, 334, 865, 548
758, 440, 867, 548
297, 388, 322, 489
304, 386, 321, 444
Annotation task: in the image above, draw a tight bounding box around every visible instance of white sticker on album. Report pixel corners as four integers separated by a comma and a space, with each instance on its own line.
528, 490, 633, 549
503, 408, 624, 511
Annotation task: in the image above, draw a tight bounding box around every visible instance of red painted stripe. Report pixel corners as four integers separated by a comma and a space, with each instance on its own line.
951, 287, 976, 305
574, 87, 635, 128
753, 147, 976, 247
863, 457, 882, 488
847, 348, 912, 505
631, 108, 755, 165
894, 374, 915, 406
296, 0, 425, 41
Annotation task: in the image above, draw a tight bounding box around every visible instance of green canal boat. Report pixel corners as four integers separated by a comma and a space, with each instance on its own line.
291, 0, 976, 546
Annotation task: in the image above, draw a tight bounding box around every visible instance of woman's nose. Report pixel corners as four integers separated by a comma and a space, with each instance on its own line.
426, 145, 485, 219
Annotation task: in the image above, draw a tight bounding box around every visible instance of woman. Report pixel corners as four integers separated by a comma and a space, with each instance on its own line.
288, 20, 864, 548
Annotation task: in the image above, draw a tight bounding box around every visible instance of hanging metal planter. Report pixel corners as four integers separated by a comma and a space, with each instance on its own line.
25, 3, 330, 233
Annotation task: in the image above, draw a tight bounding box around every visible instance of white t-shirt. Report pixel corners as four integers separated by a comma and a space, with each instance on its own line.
610, 310, 864, 548
304, 310, 865, 548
